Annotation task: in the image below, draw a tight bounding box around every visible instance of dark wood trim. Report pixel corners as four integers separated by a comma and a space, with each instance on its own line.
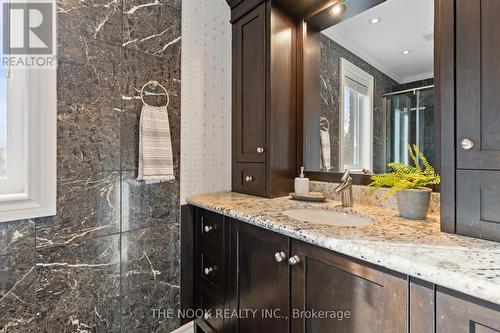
409, 277, 436, 333
305, 0, 386, 31
437, 0, 456, 233
305, 170, 374, 185
296, 20, 305, 175
180, 204, 195, 324
230, 0, 265, 23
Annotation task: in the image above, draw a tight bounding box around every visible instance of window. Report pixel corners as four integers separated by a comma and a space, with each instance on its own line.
0, 67, 26, 196
339, 58, 373, 172
0, 3, 57, 222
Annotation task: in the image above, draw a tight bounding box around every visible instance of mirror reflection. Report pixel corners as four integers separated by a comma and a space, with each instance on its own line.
312, 0, 435, 174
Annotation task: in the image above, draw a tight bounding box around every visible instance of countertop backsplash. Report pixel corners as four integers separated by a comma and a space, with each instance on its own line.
310, 181, 440, 215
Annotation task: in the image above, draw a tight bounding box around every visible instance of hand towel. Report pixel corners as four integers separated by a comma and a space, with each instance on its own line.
138, 104, 175, 182
320, 128, 331, 171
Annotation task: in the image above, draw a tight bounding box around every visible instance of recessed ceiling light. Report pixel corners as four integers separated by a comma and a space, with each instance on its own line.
369, 17, 382, 24
330, 3, 346, 16
401, 50, 411, 55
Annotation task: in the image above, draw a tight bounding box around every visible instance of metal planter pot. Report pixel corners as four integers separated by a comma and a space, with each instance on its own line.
396, 188, 432, 220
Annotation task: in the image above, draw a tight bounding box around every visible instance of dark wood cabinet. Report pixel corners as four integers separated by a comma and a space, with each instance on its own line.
231, 0, 297, 198
290, 241, 407, 333
436, 287, 500, 333
456, 0, 500, 171
452, 0, 500, 242
183, 207, 500, 333
233, 3, 267, 165
230, 222, 290, 333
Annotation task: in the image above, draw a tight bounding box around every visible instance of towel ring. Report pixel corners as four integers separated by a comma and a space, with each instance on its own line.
140, 80, 170, 108
320, 116, 330, 131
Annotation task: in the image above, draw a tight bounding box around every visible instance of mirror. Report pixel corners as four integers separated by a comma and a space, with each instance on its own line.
304, 0, 436, 176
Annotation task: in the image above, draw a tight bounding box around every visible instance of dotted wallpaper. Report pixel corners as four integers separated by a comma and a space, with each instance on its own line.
180, 0, 232, 204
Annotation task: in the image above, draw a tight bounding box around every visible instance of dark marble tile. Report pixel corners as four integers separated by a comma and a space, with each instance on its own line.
123, 0, 181, 58
121, 225, 180, 332
36, 172, 121, 249
121, 171, 179, 232
58, 33, 122, 108
57, 0, 122, 45
57, 101, 121, 180
0, 252, 36, 333
121, 49, 180, 171
36, 235, 120, 332
0, 220, 35, 256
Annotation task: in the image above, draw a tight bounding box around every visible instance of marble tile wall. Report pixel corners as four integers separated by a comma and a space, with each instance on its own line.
0, 0, 181, 332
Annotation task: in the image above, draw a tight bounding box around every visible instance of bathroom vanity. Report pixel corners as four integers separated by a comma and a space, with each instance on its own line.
183, 0, 500, 331
228, 0, 500, 242
182, 193, 500, 333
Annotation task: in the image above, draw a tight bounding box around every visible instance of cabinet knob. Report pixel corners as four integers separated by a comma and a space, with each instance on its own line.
204, 225, 213, 233
204, 266, 215, 276
245, 176, 254, 182
274, 251, 286, 263
288, 255, 301, 266
257, 147, 264, 153
461, 138, 474, 150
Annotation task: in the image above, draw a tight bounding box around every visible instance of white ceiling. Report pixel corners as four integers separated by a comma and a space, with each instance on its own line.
322, 0, 434, 84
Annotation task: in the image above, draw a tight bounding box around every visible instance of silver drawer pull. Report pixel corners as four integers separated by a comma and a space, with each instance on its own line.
245, 176, 254, 182
204, 266, 215, 276
274, 251, 286, 263
461, 138, 474, 150
204, 225, 213, 233
257, 147, 264, 153
288, 255, 301, 266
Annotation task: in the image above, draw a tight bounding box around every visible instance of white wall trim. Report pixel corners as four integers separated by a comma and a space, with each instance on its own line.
323, 29, 403, 83
400, 71, 434, 84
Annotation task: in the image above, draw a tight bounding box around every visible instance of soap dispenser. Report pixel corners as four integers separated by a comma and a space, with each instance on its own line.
294, 167, 310, 196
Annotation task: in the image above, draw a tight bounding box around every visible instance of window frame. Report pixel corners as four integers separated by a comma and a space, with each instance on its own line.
0, 68, 57, 222
339, 57, 374, 173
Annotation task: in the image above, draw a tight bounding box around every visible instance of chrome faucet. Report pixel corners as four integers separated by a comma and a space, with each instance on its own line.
334, 169, 353, 207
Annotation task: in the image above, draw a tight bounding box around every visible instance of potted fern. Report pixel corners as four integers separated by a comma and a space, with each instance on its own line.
369, 145, 440, 220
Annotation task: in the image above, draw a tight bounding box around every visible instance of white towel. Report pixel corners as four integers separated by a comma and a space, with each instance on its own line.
138, 104, 175, 182
320, 129, 331, 171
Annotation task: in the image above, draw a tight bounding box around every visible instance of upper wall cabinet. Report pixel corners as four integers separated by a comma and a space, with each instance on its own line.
456, 0, 500, 170
454, 0, 500, 242
233, 3, 267, 165
231, 0, 297, 198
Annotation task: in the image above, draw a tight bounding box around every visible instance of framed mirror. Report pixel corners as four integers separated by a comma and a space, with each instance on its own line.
300, 0, 438, 185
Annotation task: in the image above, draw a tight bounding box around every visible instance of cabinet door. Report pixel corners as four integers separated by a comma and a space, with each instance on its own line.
456, 0, 500, 170
457, 170, 500, 242
436, 287, 500, 333
230, 222, 289, 333
233, 2, 267, 163
290, 241, 407, 333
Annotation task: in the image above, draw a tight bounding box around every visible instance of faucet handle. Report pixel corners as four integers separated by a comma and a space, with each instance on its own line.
341, 169, 351, 182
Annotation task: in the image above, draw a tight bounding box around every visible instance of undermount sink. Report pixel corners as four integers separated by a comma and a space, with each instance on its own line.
283, 208, 373, 227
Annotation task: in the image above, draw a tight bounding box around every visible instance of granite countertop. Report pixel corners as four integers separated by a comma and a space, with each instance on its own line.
186, 192, 500, 306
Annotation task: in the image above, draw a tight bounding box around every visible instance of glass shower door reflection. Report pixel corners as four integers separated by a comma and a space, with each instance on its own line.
384, 87, 435, 172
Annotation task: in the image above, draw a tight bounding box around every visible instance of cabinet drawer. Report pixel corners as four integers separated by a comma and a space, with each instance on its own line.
233, 163, 266, 196
198, 248, 223, 300
197, 289, 224, 333
197, 209, 224, 252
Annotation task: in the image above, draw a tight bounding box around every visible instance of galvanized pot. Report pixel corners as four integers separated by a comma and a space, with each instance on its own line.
395, 188, 432, 220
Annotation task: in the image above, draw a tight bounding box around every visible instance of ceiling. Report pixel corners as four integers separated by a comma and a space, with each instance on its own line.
322, 0, 434, 84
